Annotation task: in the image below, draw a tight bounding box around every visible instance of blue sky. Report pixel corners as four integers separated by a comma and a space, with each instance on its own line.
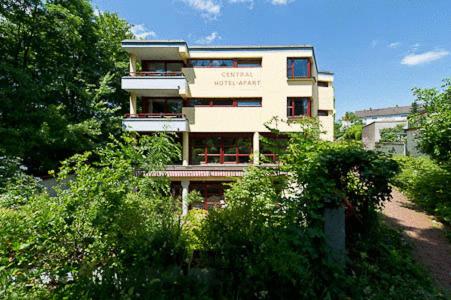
93, 0, 451, 118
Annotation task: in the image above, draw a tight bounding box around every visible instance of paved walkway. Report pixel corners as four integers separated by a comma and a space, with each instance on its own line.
383, 189, 451, 292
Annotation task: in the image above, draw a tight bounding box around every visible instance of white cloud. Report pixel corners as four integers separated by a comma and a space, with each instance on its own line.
388, 42, 401, 49
182, 0, 221, 19
270, 0, 293, 5
196, 32, 221, 44
401, 50, 449, 66
371, 39, 378, 48
131, 24, 157, 40
228, 0, 254, 9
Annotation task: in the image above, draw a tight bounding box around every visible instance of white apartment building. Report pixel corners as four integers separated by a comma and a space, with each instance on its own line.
121, 40, 335, 213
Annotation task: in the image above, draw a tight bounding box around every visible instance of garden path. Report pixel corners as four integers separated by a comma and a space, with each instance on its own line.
383, 189, 451, 292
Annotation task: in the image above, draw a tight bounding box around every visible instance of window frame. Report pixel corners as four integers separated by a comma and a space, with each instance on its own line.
142, 60, 185, 73
189, 134, 253, 165
287, 57, 312, 79
286, 97, 312, 117
141, 97, 184, 114
186, 98, 262, 107
188, 58, 262, 68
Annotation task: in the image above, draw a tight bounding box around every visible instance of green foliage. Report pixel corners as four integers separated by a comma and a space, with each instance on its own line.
346, 222, 444, 299
0, 133, 188, 299
198, 167, 340, 299
409, 79, 451, 166
0, 120, 440, 298
0, 155, 43, 209
335, 112, 364, 141
380, 124, 406, 143
0, 0, 132, 174
282, 119, 399, 238
394, 155, 451, 224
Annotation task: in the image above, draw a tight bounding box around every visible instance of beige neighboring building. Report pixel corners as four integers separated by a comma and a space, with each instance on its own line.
121, 40, 335, 213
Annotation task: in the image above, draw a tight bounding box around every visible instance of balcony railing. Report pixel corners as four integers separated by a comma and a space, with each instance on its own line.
125, 113, 185, 119
129, 71, 183, 77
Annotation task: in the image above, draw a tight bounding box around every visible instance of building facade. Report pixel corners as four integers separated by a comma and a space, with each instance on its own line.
355, 105, 411, 125
121, 40, 335, 214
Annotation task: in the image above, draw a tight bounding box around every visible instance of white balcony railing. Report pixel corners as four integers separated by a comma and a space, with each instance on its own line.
123, 113, 188, 132
121, 72, 188, 96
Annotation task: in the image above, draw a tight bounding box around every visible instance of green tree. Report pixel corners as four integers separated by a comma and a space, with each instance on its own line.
335, 112, 363, 141
409, 79, 451, 166
379, 124, 406, 143
0, 0, 132, 175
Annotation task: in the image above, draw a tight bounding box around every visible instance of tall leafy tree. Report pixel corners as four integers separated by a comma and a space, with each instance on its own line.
0, 0, 132, 175
410, 79, 451, 166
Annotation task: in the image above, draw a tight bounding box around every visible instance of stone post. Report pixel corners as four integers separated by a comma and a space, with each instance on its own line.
324, 207, 346, 267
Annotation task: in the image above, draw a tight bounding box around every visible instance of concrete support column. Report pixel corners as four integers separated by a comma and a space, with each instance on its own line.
129, 54, 137, 75
253, 132, 260, 165
129, 93, 137, 115
181, 180, 190, 216
182, 132, 189, 166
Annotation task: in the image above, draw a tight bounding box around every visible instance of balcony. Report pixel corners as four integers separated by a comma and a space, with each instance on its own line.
123, 113, 189, 132
121, 71, 188, 97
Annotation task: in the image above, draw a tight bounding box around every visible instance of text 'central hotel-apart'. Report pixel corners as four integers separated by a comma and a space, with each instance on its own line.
121, 40, 335, 214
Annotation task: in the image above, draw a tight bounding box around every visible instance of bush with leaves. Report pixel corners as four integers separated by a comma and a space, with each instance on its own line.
281, 118, 399, 239
394, 155, 451, 224
198, 167, 339, 299
0, 133, 197, 299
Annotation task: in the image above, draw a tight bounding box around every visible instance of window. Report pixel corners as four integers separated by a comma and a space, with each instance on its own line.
287, 58, 311, 78
318, 81, 329, 87
190, 135, 252, 165
318, 110, 329, 116
186, 98, 262, 107
189, 58, 262, 68
236, 59, 262, 67
260, 133, 288, 163
189, 182, 226, 210
287, 97, 311, 117
142, 98, 183, 114
142, 61, 184, 74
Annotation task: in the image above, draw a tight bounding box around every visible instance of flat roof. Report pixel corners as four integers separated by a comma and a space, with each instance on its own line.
121, 40, 327, 74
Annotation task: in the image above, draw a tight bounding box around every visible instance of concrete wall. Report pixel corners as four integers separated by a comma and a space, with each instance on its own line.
362, 121, 406, 150
406, 128, 423, 157
375, 142, 405, 155
318, 73, 334, 141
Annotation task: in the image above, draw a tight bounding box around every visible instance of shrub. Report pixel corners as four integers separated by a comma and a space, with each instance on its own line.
197, 167, 335, 299
394, 155, 451, 224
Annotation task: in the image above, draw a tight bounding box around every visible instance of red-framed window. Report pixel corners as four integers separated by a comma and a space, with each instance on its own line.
142, 60, 185, 73
287, 97, 311, 117
190, 134, 252, 165
142, 97, 183, 114
287, 58, 311, 79
260, 133, 289, 163
189, 58, 262, 68
186, 98, 262, 107
189, 182, 226, 210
